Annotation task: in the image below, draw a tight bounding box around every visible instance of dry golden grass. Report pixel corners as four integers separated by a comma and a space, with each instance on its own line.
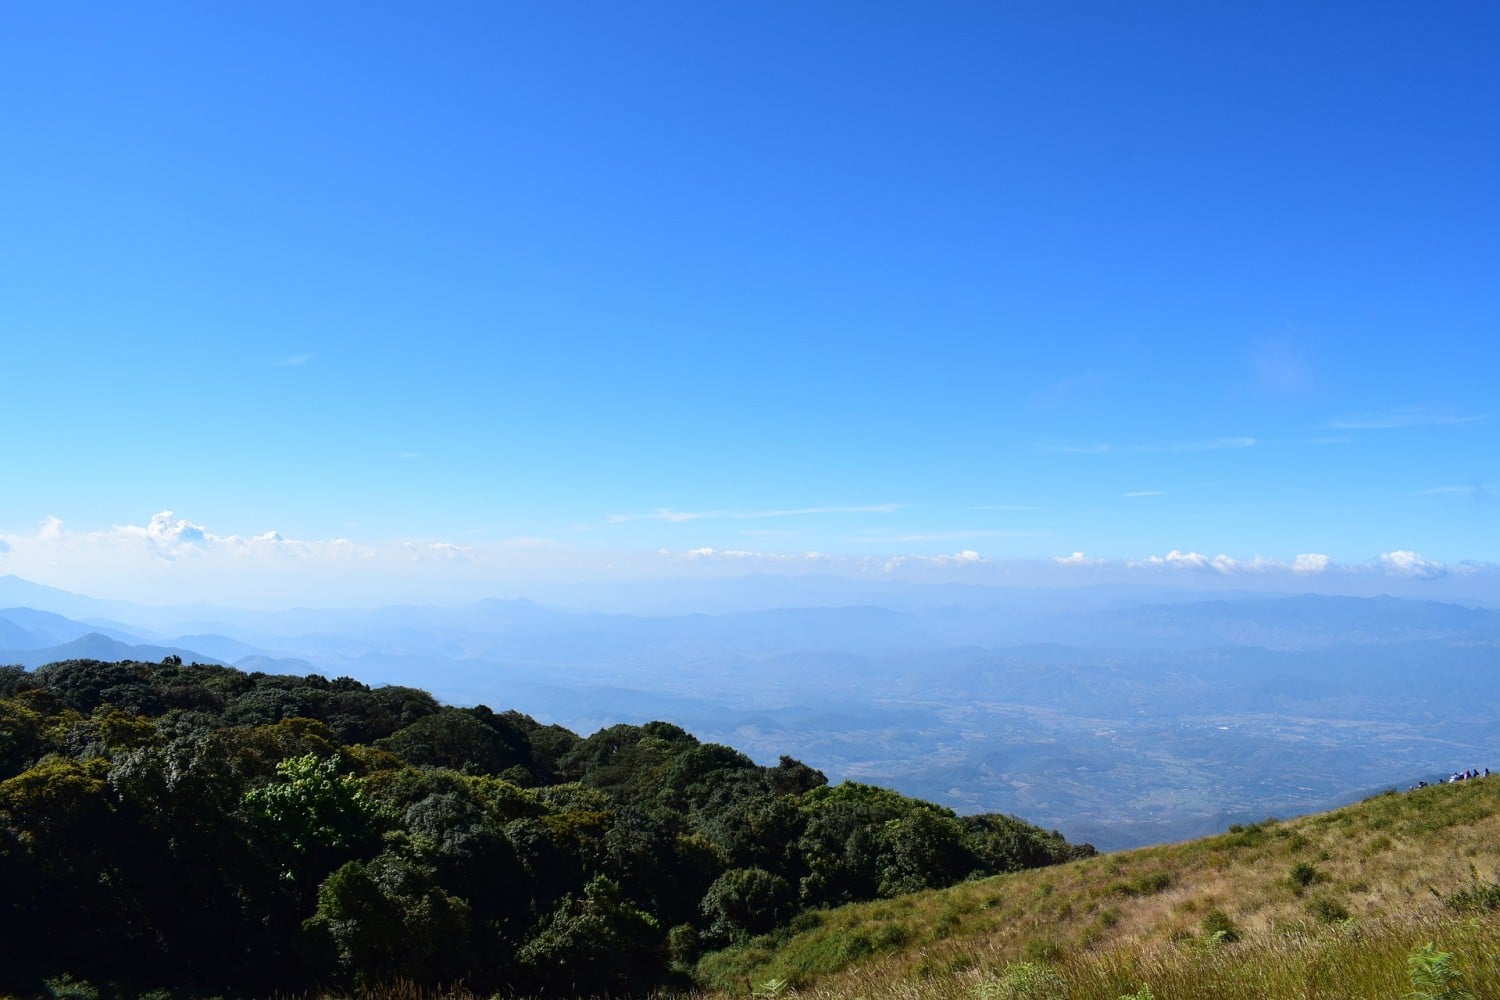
694, 777, 1500, 1000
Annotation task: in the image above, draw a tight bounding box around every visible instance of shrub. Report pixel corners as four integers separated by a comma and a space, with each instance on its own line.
1444, 867, 1500, 913
1022, 936, 1063, 963
975, 962, 1069, 1000
1306, 894, 1350, 923
1201, 908, 1240, 943
42, 975, 98, 1000
1289, 861, 1321, 889
1109, 872, 1172, 897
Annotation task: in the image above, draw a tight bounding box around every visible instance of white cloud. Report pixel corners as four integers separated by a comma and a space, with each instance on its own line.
144, 510, 209, 548
1123, 491, 1165, 498
275, 353, 313, 367
1137, 549, 1212, 570
0, 510, 579, 605
0, 538, 9, 555
1291, 553, 1330, 574
406, 540, 473, 561
1326, 406, 1485, 430
1124, 550, 1335, 576
882, 550, 985, 572
1210, 555, 1239, 573
1053, 551, 1102, 566
1377, 550, 1446, 578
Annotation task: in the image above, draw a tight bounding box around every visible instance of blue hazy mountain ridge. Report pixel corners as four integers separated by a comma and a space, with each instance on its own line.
0, 606, 145, 649
0, 631, 226, 670
2, 577, 1497, 850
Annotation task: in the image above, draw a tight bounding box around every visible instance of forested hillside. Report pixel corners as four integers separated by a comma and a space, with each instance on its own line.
0, 659, 1091, 998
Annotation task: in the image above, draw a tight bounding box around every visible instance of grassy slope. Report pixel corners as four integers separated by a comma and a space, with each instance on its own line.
695, 777, 1500, 999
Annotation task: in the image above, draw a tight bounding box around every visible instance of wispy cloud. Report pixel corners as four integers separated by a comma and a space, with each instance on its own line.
1325, 405, 1486, 430
275, 353, 313, 367
1423, 484, 1493, 502
1041, 437, 1254, 455
403, 540, 474, 561
865, 529, 1040, 543
747, 504, 901, 519
661, 547, 833, 564
609, 504, 899, 524
12, 510, 380, 564
973, 504, 1041, 511
1136, 437, 1256, 453
654, 547, 988, 574
608, 509, 706, 524
1123, 490, 1165, 498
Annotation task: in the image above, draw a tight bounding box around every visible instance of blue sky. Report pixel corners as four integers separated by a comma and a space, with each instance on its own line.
2, 2, 1496, 606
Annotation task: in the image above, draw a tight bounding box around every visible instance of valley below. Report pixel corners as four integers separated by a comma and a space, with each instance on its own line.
5, 577, 1496, 851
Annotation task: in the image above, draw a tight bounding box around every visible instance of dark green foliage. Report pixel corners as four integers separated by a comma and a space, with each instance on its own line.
304, 855, 473, 988
1110, 871, 1172, 897
1442, 867, 1500, 913
701, 867, 796, 942
1290, 861, 1322, 889
0, 658, 1089, 998
376, 708, 529, 775
1306, 894, 1351, 923
517, 875, 663, 996
1201, 908, 1240, 942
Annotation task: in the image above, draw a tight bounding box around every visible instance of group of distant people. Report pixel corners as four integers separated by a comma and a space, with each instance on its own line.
1412, 767, 1489, 789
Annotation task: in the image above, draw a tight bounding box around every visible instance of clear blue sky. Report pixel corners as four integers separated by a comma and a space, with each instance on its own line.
2, 2, 1496, 605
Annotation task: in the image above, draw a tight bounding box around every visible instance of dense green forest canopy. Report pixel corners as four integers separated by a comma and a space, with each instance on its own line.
0, 659, 1092, 998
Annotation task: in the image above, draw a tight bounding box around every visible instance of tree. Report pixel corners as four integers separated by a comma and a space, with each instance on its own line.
516, 875, 663, 996
244, 753, 377, 880
700, 867, 794, 943
304, 854, 472, 988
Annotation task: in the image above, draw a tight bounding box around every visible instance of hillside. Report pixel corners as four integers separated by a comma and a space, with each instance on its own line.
0, 658, 1088, 999
696, 775, 1500, 999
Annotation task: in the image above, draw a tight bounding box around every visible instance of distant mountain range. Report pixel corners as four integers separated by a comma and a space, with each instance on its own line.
3, 572, 1497, 850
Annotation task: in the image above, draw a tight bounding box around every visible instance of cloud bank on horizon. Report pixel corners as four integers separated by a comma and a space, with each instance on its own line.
0, 510, 1493, 609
